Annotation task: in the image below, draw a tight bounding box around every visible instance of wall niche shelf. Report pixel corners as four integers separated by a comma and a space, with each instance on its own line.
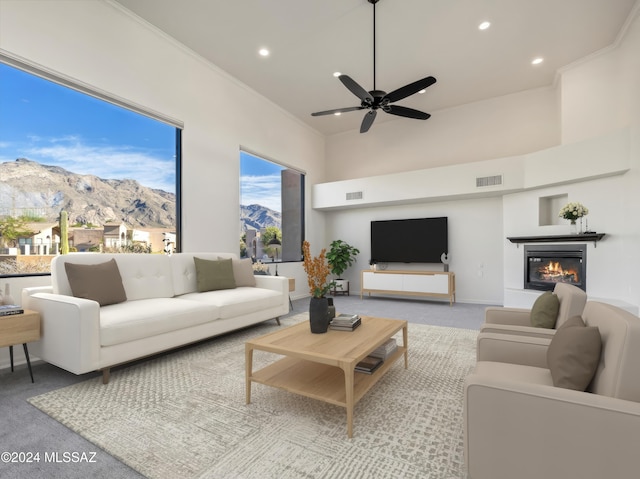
507, 233, 606, 248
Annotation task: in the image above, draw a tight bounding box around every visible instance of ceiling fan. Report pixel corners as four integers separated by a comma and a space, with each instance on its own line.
311, 0, 436, 133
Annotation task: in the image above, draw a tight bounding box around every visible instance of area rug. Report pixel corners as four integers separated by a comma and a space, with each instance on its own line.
28, 314, 477, 479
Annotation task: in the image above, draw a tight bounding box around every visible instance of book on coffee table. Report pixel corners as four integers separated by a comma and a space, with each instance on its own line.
369, 338, 398, 359
330, 313, 361, 331
355, 355, 383, 374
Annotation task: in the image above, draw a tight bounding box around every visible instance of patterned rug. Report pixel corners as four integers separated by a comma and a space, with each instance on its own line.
28, 314, 477, 479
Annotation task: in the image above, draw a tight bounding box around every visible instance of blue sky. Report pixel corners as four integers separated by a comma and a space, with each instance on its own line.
0, 62, 177, 193
240, 151, 283, 212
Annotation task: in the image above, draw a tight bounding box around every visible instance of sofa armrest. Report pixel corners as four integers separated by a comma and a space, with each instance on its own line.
477, 332, 550, 368
26, 292, 101, 375
479, 323, 557, 339
464, 375, 640, 479
483, 307, 532, 326
253, 275, 289, 312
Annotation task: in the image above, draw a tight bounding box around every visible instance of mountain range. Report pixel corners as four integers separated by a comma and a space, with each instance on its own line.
0, 158, 279, 232
0, 158, 176, 227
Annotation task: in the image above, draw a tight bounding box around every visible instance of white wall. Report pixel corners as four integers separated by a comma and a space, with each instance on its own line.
325, 196, 504, 304
0, 0, 326, 368
321, 7, 640, 308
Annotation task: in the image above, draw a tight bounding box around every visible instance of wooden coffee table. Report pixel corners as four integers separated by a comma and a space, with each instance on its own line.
245, 315, 408, 438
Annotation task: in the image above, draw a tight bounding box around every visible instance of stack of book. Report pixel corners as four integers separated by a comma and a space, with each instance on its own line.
329, 313, 361, 331
0, 304, 24, 317
369, 338, 398, 360
355, 355, 383, 374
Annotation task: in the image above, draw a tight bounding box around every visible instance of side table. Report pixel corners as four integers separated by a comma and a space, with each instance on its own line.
0, 310, 41, 382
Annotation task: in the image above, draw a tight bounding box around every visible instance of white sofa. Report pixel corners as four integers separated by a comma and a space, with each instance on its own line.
22, 252, 289, 383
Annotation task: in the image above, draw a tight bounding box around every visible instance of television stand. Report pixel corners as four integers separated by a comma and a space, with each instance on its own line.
360, 270, 455, 306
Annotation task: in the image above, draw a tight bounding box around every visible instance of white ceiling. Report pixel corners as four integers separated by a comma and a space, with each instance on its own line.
114, 0, 637, 136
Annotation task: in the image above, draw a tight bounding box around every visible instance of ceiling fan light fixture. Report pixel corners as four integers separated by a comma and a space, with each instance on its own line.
310, 0, 436, 133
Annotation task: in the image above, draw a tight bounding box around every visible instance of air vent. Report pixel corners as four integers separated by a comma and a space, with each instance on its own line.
346, 191, 363, 200
476, 175, 503, 188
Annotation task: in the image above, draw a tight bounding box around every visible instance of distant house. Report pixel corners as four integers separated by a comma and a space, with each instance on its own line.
69, 227, 103, 252
103, 222, 128, 249
19, 222, 60, 255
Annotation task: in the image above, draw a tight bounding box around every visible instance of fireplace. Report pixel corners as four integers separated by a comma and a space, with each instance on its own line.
524, 244, 587, 292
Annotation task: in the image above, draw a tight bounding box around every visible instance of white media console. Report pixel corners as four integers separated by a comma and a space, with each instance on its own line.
360, 270, 456, 306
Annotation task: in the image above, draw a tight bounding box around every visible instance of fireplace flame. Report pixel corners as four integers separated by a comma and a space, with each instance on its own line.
538, 261, 579, 284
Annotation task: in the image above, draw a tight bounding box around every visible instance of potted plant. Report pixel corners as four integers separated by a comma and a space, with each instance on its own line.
326, 240, 360, 295
302, 241, 334, 333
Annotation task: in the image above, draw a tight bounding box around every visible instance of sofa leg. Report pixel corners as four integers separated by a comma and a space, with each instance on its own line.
275, 317, 281, 326
102, 368, 111, 385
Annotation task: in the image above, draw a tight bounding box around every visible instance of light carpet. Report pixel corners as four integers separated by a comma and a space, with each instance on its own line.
28, 314, 477, 479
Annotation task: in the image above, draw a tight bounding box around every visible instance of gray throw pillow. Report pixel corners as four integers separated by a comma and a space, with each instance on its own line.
221, 257, 256, 287
547, 315, 602, 391
194, 257, 236, 292
64, 259, 127, 306
530, 291, 560, 328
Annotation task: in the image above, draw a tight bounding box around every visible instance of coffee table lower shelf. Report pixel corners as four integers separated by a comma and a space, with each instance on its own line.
248, 346, 406, 408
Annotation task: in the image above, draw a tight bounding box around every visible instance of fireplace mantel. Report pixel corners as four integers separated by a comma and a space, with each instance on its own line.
507, 233, 606, 248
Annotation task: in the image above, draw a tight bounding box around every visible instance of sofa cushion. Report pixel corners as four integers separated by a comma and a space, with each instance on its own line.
64, 259, 127, 306
178, 286, 283, 319
547, 315, 602, 391
99, 298, 219, 347
225, 257, 256, 287
194, 257, 236, 292
530, 291, 560, 328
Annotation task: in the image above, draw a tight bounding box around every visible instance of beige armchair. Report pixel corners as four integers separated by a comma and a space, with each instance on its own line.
480, 283, 587, 339
464, 302, 640, 479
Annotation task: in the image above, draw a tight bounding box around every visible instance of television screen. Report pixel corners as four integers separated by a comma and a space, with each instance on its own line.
370, 217, 448, 264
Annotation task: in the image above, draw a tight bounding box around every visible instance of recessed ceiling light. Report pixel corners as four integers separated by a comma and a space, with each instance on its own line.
334, 112, 341, 116
478, 21, 491, 30
333, 72, 341, 77
531, 57, 544, 65
418, 89, 426, 94
258, 48, 270, 57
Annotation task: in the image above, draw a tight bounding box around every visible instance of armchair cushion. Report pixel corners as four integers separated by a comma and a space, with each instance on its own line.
530, 291, 559, 328
547, 315, 601, 391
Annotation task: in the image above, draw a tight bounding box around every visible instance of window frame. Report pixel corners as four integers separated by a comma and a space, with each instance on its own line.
239, 148, 305, 264
0, 53, 182, 278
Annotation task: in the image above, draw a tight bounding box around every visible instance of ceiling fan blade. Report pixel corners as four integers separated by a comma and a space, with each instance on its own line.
384, 76, 437, 103
384, 105, 431, 120
311, 106, 365, 117
360, 110, 377, 133
339, 75, 374, 104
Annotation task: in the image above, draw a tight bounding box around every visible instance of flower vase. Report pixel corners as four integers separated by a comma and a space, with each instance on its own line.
3, 283, 15, 305
309, 297, 330, 334
569, 220, 578, 235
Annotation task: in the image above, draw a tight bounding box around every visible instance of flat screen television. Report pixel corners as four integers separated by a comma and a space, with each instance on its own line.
370, 217, 448, 264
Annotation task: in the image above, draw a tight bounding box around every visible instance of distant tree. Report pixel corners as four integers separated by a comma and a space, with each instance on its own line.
0, 216, 35, 248
261, 226, 282, 260
260, 226, 282, 246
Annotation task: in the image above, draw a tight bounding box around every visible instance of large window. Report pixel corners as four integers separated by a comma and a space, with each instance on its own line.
0, 60, 181, 276
239, 150, 304, 265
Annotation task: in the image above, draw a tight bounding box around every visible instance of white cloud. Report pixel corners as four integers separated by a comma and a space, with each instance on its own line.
241, 174, 281, 212
20, 137, 175, 193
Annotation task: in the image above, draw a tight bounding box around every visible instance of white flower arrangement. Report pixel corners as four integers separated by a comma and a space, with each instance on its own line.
558, 202, 589, 223
252, 261, 270, 274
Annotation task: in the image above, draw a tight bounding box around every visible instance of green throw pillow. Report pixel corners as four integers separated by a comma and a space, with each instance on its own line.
194, 257, 236, 292
547, 315, 602, 391
530, 291, 560, 328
